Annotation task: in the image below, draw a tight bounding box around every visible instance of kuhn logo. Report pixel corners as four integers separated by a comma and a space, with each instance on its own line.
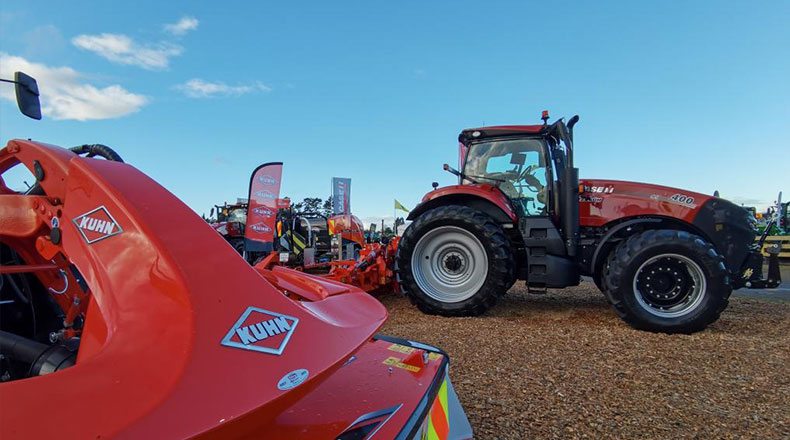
257, 175, 278, 185
221, 307, 298, 355
252, 207, 274, 217
250, 222, 272, 233
72, 206, 123, 244
255, 190, 276, 200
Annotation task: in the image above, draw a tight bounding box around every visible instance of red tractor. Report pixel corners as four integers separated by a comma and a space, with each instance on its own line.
209, 201, 248, 254
396, 112, 781, 333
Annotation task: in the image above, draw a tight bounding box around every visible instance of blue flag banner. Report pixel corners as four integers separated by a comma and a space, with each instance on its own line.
332, 177, 351, 215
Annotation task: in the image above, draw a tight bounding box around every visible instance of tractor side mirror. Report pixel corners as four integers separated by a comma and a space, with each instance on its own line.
442, 163, 461, 177
13, 72, 42, 120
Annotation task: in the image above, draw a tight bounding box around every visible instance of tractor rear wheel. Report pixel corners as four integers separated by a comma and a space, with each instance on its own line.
395, 205, 514, 316
603, 229, 731, 333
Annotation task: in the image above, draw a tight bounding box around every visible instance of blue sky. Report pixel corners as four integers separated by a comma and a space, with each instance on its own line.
2, 1, 788, 223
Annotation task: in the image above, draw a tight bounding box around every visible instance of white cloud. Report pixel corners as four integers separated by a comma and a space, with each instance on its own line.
164, 17, 199, 36
175, 79, 272, 98
0, 52, 147, 121
72, 33, 182, 70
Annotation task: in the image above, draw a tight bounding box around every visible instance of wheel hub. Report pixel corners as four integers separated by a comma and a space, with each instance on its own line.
443, 253, 465, 273
633, 254, 706, 318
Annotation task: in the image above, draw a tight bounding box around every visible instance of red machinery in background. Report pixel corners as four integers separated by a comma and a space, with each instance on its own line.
241, 163, 401, 294
209, 200, 249, 254
257, 234, 401, 295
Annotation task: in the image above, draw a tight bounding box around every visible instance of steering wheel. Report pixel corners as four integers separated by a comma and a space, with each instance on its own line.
517, 165, 543, 193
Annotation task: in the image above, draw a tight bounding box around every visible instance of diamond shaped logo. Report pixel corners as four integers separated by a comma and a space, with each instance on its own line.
72, 206, 123, 244
249, 222, 272, 233
221, 307, 299, 355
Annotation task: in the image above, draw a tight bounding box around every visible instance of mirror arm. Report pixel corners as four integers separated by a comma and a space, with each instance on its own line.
443, 163, 477, 184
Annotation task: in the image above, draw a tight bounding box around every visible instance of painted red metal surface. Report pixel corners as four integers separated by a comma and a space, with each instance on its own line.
462, 124, 544, 134
419, 183, 518, 222
420, 179, 710, 229
211, 220, 243, 237
0, 263, 59, 274
0, 139, 469, 439
579, 178, 712, 227
255, 237, 401, 295
329, 213, 366, 246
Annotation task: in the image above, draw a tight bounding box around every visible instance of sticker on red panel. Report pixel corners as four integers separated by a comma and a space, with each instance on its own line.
277, 369, 309, 390
221, 306, 298, 355
72, 206, 123, 244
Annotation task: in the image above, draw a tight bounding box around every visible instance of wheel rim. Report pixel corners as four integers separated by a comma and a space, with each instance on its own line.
411, 226, 488, 303
633, 253, 707, 318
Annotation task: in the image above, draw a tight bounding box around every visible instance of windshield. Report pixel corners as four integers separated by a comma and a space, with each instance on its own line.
227, 208, 247, 224
463, 138, 548, 216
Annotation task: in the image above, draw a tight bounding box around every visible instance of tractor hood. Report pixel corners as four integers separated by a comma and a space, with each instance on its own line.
0, 140, 389, 438
579, 178, 755, 270
579, 178, 714, 227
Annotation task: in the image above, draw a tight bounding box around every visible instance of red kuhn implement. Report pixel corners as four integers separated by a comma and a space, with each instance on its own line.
0, 73, 471, 439
396, 111, 782, 333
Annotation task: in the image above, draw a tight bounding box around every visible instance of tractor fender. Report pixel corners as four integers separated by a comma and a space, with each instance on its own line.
407, 185, 517, 224
588, 216, 711, 276
589, 218, 661, 275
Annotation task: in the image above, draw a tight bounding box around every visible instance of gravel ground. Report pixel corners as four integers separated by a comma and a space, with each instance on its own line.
379, 282, 790, 439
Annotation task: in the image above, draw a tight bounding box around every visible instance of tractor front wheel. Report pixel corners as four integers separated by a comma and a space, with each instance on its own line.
395, 206, 514, 316
603, 229, 731, 333
229, 238, 245, 256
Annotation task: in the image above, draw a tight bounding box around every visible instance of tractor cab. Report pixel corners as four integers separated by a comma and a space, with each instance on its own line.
214, 202, 248, 225
460, 131, 551, 216
454, 113, 578, 224
442, 113, 581, 286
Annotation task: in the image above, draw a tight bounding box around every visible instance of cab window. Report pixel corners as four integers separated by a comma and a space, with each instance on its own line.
464, 138, 549, 216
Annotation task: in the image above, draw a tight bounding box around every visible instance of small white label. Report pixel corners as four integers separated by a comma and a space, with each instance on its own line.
279, 252, 290, 262
278, 369, 309, 390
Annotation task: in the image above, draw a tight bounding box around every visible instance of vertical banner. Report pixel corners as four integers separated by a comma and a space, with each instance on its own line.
244, 162, 283, 252
332, 177, 351, 215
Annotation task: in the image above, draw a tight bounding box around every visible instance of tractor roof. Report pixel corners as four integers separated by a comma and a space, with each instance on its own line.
458, 124, 546, 144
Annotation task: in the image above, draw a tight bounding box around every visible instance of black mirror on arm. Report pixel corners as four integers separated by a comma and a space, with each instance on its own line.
0, 71, 42, 120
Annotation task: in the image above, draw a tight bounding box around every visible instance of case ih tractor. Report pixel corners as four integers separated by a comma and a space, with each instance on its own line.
209, 200, 248, 254
396, 112, 781, 333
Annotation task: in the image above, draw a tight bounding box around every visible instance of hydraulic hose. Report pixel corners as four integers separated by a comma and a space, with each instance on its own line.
0, 330, 47, 364
0, 331, 76, 376
70, 144, 124, 162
